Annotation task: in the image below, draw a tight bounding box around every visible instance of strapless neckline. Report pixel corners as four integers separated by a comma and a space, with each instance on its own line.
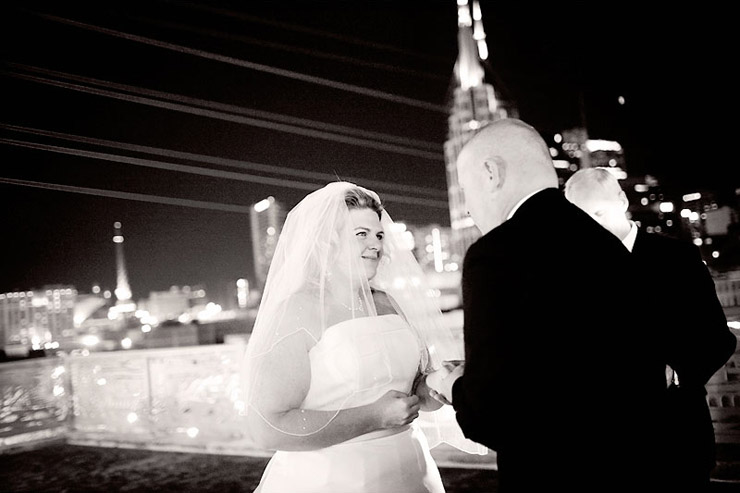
322, 313, 403, 338
302, 313, 421, 412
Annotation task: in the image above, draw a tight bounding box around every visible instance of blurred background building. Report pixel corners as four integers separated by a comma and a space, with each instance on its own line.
0, 285, 76, 357
249, 196, 286, 289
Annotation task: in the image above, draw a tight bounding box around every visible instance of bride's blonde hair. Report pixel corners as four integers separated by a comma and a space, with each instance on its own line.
344, 187, 383, 219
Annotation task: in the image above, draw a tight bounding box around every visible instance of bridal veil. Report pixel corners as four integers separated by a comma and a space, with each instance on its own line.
241, 181, 486, 455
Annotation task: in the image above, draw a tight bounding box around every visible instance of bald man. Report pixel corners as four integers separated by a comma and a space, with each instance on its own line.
427, 119, 668, 491
565, 168, 736, 490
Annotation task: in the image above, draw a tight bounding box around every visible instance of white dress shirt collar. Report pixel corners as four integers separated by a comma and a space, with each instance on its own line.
622, 221, 638, 252
506, 187, 550, 221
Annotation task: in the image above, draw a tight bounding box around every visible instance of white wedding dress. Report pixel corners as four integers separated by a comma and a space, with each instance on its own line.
254, 314, 445, 493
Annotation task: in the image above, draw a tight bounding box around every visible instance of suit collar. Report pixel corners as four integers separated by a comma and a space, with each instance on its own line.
632, 227, 650, 252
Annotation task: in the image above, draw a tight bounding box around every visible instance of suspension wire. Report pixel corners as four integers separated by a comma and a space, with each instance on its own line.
29, 11, 449, 113
121, 14, 448, 81
3, 70, 444, 161
0, 176, 256, 214
0, 138, 450, 209
160, 0, 451, 65
5, 62, 441, 152
0, 122, 448, 199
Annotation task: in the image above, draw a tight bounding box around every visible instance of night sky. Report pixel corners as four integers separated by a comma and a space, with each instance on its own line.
1, 1, 736, 300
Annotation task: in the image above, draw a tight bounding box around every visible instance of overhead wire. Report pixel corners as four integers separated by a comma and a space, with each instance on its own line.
4, 63, 441, 152
29, 11, 449, 113
0, 176, 255, 214
121, 14, 448, 82
4, 7, 455, 213
0, 137, 450, 209
0, 123, 448, 199
2, 69, 444, 161
160, 0, 452, 65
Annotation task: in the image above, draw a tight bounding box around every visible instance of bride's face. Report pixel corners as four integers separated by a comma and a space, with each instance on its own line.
347, 207, 385, 281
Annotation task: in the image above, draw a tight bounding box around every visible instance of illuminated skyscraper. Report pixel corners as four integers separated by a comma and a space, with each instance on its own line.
108, 222, 136, 321
676, 190, 735, 260
0, 286, 77, 350
236, 278, 249, 309
250, 197, 286, 288
548, 129, 629, 187
405, 223, 457, 274
444, 0, 516, 260
141, 286, 193, 323
112, 222, 132, 304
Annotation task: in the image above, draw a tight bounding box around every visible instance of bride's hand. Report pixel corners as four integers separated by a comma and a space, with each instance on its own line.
373, 390, 420, 429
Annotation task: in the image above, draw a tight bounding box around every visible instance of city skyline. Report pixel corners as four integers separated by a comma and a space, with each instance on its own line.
1, 2, 737, 297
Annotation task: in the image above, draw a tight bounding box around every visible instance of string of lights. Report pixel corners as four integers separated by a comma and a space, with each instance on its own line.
30, 11, 449, 114
0, 123, 448, 199
0, 138, 450, 209
3, 70, 444, 162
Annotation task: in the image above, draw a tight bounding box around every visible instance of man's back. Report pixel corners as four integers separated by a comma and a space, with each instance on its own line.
632, 231, 733, 384
563, 167, 737, 490
633, 231, 736, 488
455, 189, 665, 489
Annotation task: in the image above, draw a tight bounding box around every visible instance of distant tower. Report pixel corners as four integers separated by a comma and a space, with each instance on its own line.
250, 197, 286, 289
112, 221, 132, 303
444, 0, 516, 262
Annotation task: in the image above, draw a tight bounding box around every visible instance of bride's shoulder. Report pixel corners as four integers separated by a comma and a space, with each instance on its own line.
273, 291, 323, 337
279, 290, 321, 317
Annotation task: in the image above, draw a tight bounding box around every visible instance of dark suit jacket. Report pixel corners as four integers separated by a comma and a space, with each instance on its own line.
451, 189, 670, 491
631, 229, 736, 487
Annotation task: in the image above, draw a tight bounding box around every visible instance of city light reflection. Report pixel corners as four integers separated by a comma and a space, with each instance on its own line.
81, 335, 100, 347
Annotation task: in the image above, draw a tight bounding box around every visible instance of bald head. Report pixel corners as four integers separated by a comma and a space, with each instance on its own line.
564, 168, 631, 240
456, 118, 558, 234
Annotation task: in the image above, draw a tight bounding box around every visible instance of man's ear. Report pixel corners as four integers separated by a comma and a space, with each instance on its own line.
483, 157, 505, 192
617, 190, 629, 212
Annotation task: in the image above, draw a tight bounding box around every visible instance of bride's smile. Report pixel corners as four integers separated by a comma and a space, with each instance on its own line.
349, 208, 385, 280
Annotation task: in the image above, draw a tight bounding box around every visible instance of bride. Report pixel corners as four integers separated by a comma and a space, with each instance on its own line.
242, 182, 483, 493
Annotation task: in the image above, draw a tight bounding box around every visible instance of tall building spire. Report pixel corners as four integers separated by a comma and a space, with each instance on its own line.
113, 221, 132, 303
445, 0, 517, 263
455, 0, 486, 90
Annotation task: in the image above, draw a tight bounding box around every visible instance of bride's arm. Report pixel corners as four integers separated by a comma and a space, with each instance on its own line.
247, 329, 418, 451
